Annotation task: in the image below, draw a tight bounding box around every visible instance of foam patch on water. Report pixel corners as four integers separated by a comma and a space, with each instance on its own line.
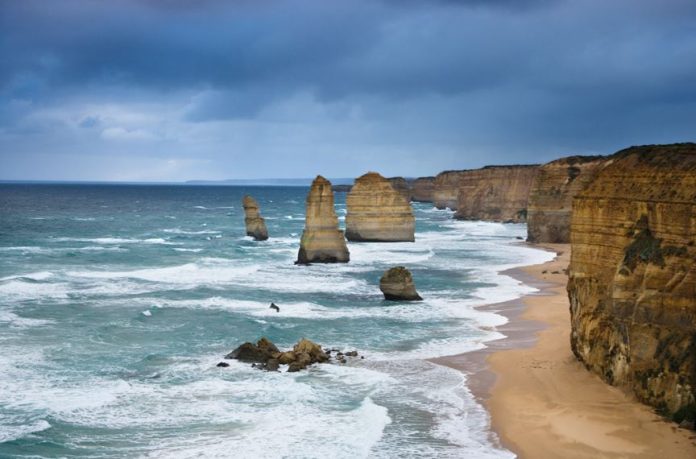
53, 237, 174, 245
0, 419, 51, 444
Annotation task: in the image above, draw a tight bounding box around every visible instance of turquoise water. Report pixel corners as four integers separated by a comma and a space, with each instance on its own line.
0, 184, 553, 458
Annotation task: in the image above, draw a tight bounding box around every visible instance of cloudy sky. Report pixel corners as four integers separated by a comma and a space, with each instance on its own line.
1, 0, 695, 181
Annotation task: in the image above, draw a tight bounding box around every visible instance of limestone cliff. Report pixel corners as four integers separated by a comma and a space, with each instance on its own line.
411, 177, 435, 202
297, 176, 350, 264
242, 195, 269, 241
388, 177, 412, 202
453, 165, 539, 222
346, 172, 415, 242
526, 156, 606, 243
568, 143, 696, 424
432, 170, 468, 210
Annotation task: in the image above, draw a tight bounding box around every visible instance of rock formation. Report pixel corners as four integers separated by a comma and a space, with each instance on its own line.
332, 184, 353, 193
388, 177, 412, 202
297, 176, 350, 264
432, 170, 469, 210
568, 143, 696, 424
224, 337, 330, 372
345, 172, 415, 242
453, 165, 539, 222
526, 156, 606, 243
242, 195, 269, 241
411, 177, 435, 202
380, 266, 422, 301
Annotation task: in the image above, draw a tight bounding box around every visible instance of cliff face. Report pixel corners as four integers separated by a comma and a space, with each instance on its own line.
388, 177, 412, 202
568, 144, 696, 423
346, 172, 415, 242
453, 165, 539, 222
527, 156, 606, 243
297, 176, 350, 264
242, 195, 269, 241
432, 170, 469, 210
411, 177, 435, 202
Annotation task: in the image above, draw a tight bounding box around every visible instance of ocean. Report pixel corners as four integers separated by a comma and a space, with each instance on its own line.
0, 184, 554, 458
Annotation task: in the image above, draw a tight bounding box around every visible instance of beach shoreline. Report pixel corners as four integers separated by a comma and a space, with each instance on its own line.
433, 243, 696, 458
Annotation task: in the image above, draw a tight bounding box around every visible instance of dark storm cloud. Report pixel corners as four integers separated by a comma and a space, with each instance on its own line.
1, 0, 695, 180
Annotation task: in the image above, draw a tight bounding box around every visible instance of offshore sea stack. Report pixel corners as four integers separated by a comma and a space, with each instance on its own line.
526, 156, 606, 243
388, 177, 412, 202
296, 176, 350, 264
380, 266, 422, 301
453, 165, 539, 222
346, 172, 415, 242
568, 143, 696, 424
242, 195, 269, 241
411, 177, 435, 202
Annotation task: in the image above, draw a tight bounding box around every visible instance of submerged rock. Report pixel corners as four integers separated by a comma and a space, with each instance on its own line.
345, 172, 415, 242
380, 266, 422, 301
296, 176, 350, 264
243, 195, 269, 241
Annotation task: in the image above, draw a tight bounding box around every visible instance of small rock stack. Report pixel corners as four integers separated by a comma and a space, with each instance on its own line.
380, 266, 422, 301
242, 195, 269, 241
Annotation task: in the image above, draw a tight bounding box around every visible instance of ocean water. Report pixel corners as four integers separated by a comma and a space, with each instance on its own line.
0, 184, 554, 458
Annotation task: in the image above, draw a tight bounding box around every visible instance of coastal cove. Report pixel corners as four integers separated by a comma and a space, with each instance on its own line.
1, 183, 553, 458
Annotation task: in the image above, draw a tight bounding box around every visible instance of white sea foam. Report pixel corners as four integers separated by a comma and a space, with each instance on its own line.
0, 310, 54, 328
53, 237, 174, 245
0, 279, 69, 300
163, 228, 221, 235
0, 419, 52, 443
0, 271, 54, 282
173, 248, 203, 253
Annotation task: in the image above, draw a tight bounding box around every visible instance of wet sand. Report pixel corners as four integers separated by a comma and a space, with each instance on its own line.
434, 243, 696, 458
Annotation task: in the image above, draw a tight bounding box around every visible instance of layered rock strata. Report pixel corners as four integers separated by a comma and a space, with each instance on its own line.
388, 177, 412, 202
346, 172, 415, 242
568, 143, 696, 424
380, 266, 422, 301
432, 170, 469, 210
411, 177, 435, 202
297, 176, 350, 264
526, 156, 606, 243
453, 165, 539, 222
242, 195, 269, 241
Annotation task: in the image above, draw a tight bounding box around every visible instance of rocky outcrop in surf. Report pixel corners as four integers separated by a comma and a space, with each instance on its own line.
380, 266, 422, 301
242, 195, 269, 241
346, 172, 415, 242
526, 156, 606, 243
224, 337, 330, 372
297, 176, 350, 264
453, 165, 539, 222
411, 176, 435, 202
567, 143, 696, 425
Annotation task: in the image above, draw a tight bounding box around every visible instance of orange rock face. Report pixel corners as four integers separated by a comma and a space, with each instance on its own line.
387, 177, 412, 202
346, 172, 415, 242
453, 165, 539, 222
242, 195, 269, 241
526, 156, 606, 243
411, 176, 435, 202
297, 176, 350, 263
432, 170, 469, 210
568, 143, 696, 422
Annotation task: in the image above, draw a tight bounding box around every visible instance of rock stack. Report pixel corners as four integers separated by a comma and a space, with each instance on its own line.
346, 172, 415, 242
296, 176, 350, 264
380, 266, 422, 301
388, 177, 412, 202
411, 176, 435, 202
242, 195, 269, 241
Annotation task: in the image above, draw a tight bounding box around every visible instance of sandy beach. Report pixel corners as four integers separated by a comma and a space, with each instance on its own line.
436, 243, 696, 458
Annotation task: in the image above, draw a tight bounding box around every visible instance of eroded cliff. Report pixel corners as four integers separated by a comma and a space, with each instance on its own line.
388, 177, 412, 203
346, 172, 415, 242
432, 170, 469, 210
453, 165, 539, 222
527, 156, 606, 243
411, 177, 435, 202
568, 143, 696, 424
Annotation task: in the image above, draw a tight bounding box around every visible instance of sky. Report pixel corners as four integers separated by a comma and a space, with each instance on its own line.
1, 0, 695, 181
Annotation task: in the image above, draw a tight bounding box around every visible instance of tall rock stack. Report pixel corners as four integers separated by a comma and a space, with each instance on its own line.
296, 176, 350, 264
432, 170, 469, 210
568, 143, 696, 423
242, 195, 269, 241
411, 177, 435, 202
345, 172, 415, 242
526, 156, 606, 243
453, 165, 539, 222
